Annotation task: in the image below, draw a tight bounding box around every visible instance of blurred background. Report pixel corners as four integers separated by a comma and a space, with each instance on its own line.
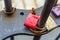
0, 0, 60, 10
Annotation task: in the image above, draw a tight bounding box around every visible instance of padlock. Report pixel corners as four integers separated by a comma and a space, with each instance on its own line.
52, 5, 60, 17
24, 13, 39, 29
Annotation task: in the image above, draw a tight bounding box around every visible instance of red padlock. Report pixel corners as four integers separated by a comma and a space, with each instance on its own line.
24, 13, 39, 29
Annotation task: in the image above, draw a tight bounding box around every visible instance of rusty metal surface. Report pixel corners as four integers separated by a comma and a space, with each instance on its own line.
0, 7, 59, 40
0, 0, 60, 40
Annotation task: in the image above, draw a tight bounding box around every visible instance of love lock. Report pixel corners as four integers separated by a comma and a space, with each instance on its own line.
24, 13, 57, 35
52, 5, 60, 17
24, 13, 56, 35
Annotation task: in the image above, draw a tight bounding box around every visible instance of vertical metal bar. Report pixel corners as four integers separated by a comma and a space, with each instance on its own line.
55, 33, 60, 40
37, 0, 57, 28
4, 0, 12, 12
33, 35, 41, 40
10, 36, 14, 40
53, 0, 58, 6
